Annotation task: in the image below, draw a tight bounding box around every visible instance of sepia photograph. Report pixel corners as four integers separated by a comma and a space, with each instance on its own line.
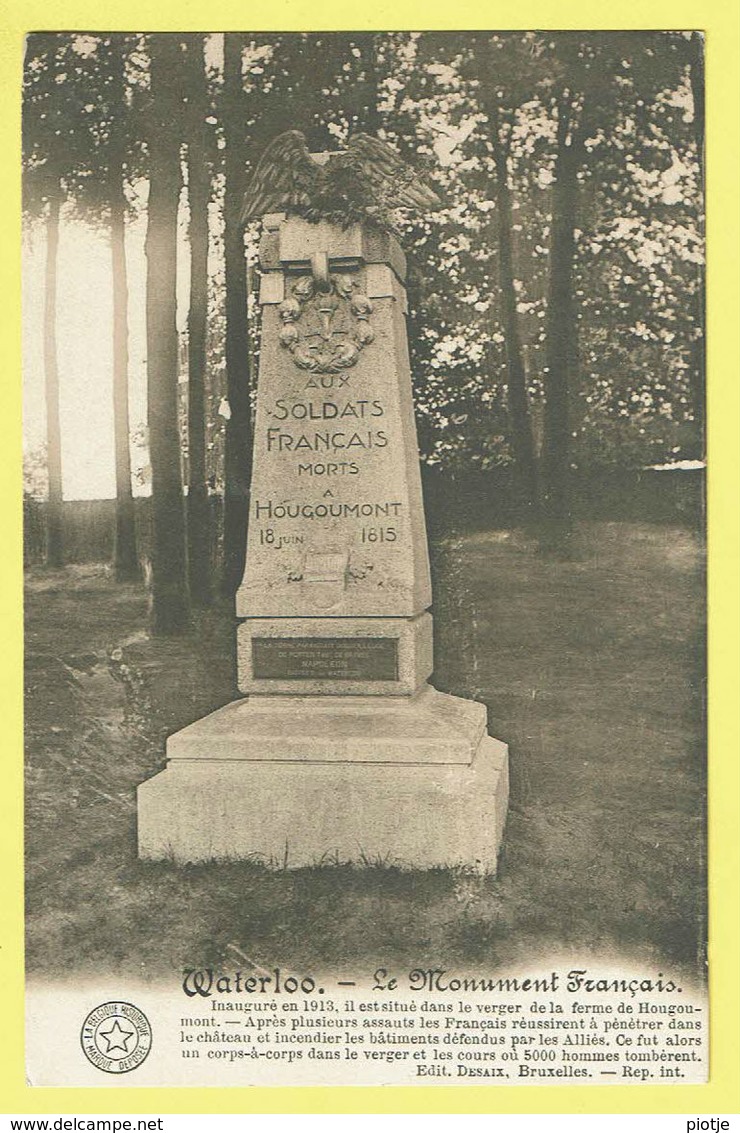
21, 30, 708, 1088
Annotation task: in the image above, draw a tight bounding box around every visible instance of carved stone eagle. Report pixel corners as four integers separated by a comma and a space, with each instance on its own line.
240, 130, 442, 231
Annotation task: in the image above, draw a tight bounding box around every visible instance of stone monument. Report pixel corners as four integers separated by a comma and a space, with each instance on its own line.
138, 134, 508, 870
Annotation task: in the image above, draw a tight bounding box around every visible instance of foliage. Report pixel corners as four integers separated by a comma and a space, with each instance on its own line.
23, 34, 147, 221
23, 443, 49, 500
22, 31, 704, 501
383, 32, 703, 470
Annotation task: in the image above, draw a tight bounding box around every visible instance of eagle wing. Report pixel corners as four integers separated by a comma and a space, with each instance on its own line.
239, 130, 319, 225
345, 133, 442, 212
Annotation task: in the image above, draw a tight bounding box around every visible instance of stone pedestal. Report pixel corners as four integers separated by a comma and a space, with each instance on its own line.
137, 688, 508, 869
137, 212, 508, 871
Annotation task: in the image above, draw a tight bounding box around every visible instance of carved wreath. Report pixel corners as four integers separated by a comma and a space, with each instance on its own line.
278, 273, 374, 373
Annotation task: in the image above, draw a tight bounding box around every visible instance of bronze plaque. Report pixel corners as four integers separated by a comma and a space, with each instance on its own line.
252, 637, 398, 681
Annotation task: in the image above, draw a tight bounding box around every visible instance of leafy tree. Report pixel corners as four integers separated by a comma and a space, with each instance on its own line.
104, 38, 142, 579
220, 33, 253, 599
399, 32, 701, 524
22, 35, 79, 567
679, 31, 705, 456
555, 34, 702, 475
527, 34, 696, 540
390, 34, 532, 476
23, 33, 146, 576
467, 34, 543, 510
96, 36, 145, 580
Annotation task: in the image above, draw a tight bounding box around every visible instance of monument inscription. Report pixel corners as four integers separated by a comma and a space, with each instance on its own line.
252, 637, 398, 681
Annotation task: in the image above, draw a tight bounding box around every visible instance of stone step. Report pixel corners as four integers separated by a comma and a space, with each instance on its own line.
166, 685, 487, 766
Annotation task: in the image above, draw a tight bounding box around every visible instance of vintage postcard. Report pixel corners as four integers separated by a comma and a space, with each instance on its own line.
2, 0, 739, 1118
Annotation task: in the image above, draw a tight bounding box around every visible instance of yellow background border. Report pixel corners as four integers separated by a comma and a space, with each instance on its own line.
2, 0, 738, 1115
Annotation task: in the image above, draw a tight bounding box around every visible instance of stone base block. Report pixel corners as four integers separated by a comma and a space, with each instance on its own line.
163, 685, 484, 764
137, 688, 508, 872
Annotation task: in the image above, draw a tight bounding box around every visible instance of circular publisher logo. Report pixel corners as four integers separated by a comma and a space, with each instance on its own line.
80, 1001, 152, 1074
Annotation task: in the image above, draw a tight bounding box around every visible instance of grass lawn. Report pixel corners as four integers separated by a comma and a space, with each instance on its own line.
24, 521, 705, 983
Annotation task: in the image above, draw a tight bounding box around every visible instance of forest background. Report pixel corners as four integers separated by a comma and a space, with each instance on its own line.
22, 30, 704, 632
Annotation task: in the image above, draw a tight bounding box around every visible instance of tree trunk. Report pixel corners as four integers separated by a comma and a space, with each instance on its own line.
540, 99, 580, 550
146, 35, 189, 634
184, 35, 212, 606
43, 185, 63, 567
108, 40, 139, 581
109, 147, 140, 581
221, 33, 253, 599
491, 125, 538, 513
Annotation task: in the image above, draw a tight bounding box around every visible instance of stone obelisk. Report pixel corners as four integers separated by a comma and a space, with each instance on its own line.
138, 208, 508, 870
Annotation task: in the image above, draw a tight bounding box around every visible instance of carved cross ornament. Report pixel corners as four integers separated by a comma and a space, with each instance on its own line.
278, 271, 374, 374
